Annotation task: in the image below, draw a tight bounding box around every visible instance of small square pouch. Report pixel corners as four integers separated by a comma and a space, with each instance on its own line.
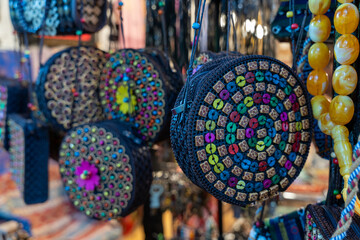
8, 113, 49, 204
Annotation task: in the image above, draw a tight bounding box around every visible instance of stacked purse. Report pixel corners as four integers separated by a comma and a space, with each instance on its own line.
9, 0, 107, 35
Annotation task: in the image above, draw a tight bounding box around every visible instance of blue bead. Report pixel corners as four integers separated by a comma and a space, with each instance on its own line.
192, 22, 200, 29
112, 154, 117, 159
119, 1, 123, 6
74, 152, 80, 157
65, 186, 70, 191
83, 137, 88, 142
84, 128, 89, 133
77, 130, 82, 135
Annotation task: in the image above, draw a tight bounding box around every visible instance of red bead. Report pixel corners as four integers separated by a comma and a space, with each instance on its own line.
291, 23, 299, 30
80, 18, 86, 23
333, 158, 338, 164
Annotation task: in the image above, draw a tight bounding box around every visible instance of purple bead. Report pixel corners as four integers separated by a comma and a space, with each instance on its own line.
126, 68, 131, 73
115, 192, 120, 197
97, 196, 102, 201
90, 147, 94, 152
110, 199, 115, 203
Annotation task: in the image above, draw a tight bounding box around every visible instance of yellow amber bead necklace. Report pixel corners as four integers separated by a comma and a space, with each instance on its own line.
308, 0, 360, 213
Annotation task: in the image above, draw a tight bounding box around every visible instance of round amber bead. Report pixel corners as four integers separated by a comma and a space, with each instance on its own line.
309, 15, 331, 43
318, 112, 336, 135
334, 34, 360, 65
332, 65, 357, 95
311, 95, 330, 120
334, 3, 359, 35
329, 95, 354, 125
307, 69, 329, 96
309, 0, 331, 15
308, 43, 330, 69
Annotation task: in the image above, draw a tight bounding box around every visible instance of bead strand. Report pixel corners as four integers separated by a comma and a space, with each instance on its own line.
332, 0, 359, 199
307, 0, 331, 132
308, 0, 359, 200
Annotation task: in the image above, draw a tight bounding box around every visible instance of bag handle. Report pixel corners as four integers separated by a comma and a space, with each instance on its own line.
171, 0, 207, 117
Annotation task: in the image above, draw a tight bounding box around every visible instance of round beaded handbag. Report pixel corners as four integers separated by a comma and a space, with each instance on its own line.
99, 48, 183, 143
9, 0, 51, 33
59, 121, 152, 219
36, 46, 108, 131
172, 55, 313, 207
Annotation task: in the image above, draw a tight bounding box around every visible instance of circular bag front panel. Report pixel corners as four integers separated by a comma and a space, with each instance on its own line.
36, 46, 108, 130
99, 49, 172, 143
187, 56, 313, 206
59, 122, 151, 219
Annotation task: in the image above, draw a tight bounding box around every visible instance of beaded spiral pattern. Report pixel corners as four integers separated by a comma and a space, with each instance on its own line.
42, 0, 60, 36
36, 47, 107, 130
8, 118, 25, 193
99, 49, 177, 142
186, 56, 313, 206
59, 122, 152, 219
73, 0, 107, 33
9, 0, 49, 33
0, 86, 8, 147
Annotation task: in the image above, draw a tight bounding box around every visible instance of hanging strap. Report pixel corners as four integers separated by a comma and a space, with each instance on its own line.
171, 0, 207, 117
159, 2, 169, 56
290, 0, 309, 71
119, 1, 126, 49
69, 0, 84, 127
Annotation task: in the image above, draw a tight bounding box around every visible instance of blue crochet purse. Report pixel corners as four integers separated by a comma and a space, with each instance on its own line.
9, 0, 51, 33
8, 113, 49, 205
35, 46, 108, 131
59, 121, 152, 219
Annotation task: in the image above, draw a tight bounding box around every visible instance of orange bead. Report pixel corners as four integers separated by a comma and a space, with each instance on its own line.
318, 112, 336, 135
309, 0, 331, 15
311, 95, 330, 120
308, 43, 330, 69
332, 65, 357, 95
329, 95, 354, 125
307, 69, 329, 96
334, 34, 360, 65
334, 3, 359, 34
309, 15, 331, 43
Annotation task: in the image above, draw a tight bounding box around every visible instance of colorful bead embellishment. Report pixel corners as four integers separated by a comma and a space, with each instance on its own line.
59, 122, 152, 219
99, 49, 182, 143
0, 86, 7, 147
186, 57, 312, 206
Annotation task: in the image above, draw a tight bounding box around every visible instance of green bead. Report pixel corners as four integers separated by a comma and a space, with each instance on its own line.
104, 191, 109, 196
333, 189, 340, 195
76, 30, 83, 35
158, 1, 165, 7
